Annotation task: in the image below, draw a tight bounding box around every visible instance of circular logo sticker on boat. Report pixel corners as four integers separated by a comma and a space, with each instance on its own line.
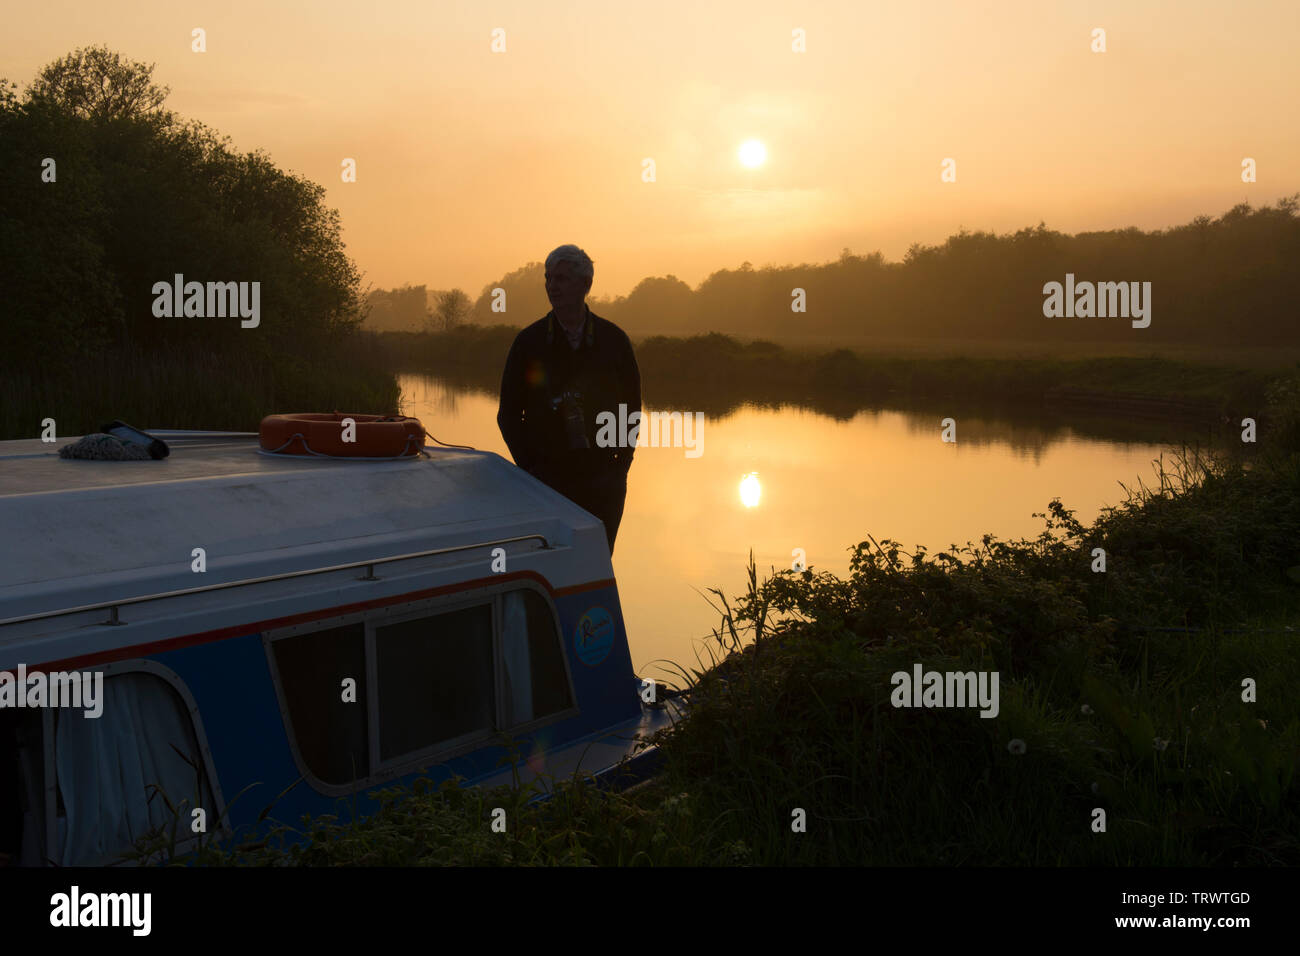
574, 606, 615, 667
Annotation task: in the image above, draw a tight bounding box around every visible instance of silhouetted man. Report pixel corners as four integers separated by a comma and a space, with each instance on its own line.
497, 245, 641, 555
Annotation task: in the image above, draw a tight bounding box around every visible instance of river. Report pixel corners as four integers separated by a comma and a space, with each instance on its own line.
398, 373, 1207, 681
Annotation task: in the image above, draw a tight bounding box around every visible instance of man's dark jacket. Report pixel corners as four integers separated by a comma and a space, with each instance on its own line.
497, 305, 641, 489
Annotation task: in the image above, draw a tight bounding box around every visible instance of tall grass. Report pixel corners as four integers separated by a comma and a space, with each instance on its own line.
1, 337, 400, 439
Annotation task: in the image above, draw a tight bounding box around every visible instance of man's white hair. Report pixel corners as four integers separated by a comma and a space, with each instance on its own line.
545, 244, 594, 281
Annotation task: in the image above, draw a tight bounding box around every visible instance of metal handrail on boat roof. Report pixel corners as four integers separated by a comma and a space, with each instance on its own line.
0, 533, 552, 628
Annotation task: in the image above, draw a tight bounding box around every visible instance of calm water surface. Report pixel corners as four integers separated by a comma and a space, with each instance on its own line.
399, 374, 1192, 680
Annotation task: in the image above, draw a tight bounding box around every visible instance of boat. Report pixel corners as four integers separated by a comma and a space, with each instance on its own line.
0, 427, 681, 866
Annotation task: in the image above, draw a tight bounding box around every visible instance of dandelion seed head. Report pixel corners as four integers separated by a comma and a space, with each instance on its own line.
1007, 739, 1027, 755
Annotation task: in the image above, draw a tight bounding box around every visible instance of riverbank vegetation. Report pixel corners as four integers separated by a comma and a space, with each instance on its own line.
0, 338, 399, 439
147, 389, 1300, 866
379, 325, 1292, 446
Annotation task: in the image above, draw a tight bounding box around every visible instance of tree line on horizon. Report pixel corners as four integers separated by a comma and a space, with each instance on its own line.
372, 197, 1300, 348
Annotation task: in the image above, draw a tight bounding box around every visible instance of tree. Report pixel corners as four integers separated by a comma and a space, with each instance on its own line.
26, 45, 169, 122
1, 47, 368, 362
472, 261, 549, 324
366, 285, 428, 331
432, 289, 473, 331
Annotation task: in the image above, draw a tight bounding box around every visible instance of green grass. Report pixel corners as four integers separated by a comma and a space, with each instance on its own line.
129, 743, 705, 867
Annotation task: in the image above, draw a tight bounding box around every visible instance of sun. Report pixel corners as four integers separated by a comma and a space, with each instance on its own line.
738, 139, 767, 168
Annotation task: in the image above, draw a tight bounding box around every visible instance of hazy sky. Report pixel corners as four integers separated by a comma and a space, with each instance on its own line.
6, 0, 1297, 299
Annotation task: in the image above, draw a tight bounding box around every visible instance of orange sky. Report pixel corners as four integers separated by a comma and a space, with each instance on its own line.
5, 0, 1298, 299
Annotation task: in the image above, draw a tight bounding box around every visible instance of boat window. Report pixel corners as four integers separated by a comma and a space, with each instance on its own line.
267, 585, 578, 791
53, 671, 216, 866
271, 622, 368, 785
501, 588, 573, 726
375, 604, 495, 762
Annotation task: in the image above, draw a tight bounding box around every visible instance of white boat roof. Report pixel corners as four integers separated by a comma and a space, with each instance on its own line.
0, 432, 611, 665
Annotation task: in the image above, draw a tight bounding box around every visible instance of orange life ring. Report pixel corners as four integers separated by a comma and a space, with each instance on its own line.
258, 412, 427, 458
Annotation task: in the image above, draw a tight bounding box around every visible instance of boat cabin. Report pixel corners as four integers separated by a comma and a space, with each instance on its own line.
0, 430, 673, 865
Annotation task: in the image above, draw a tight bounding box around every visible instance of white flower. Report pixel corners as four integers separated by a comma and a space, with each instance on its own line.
1080, 704, 1094, 715
1007, 739, 1027, 755
1153, 737, 1169, 752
